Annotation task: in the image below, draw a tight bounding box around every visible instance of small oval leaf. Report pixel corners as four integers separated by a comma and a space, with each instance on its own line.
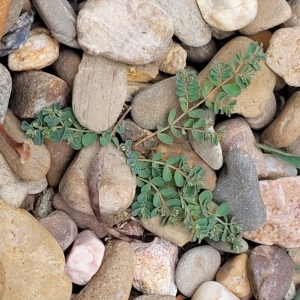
157, 132, 173, 144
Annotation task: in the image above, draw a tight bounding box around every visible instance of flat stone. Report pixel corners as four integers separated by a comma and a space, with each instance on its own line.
260, 91, 300, 147
0, 109, 51, 181
198, 36, 276, 118
239, 0, 291, 35
10, 70, 70, 118
127, 62, 159, 83
0, 0, 12, 39
74, 240, 136, 300
0, 152, 27, 207
155, 0, 211, 47
266, 27, 300, 87
213, 149, 266, 231
196, 0, 258, 31
132, 237, 178, 296
77, 0, 173, 64
40, 210, 78, 251
175, 245, 221, 298
8, 27, 59, 71
32, 0, 79, 48
247, 245, 294, 300
0, 11, 34, 57
0, 199, 72, 299
3, 0, 24, 35
0, 63, 12, 123
52, 47, 81, 90
72, 53, 127, 132
242, 176, 300, 248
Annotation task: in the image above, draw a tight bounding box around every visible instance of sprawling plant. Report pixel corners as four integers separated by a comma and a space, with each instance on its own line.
21, 42, 267, 252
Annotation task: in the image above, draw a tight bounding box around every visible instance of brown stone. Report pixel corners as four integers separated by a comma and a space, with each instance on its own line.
260, 91, 300, 147
0, 109, 51, 181
125, 81, 152, 103
0, 0, 12, 39
74, 240, 136, 300
243, 177, 300, 248
127, 62, 159, 83
10, 71, 70, 118
44, 139, 75, 188
248, 30, 273, 52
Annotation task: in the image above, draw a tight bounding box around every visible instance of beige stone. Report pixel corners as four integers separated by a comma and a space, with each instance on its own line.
285, 0, 300, 27
216, 254, 251, 298
127, 62, 159, 83
159, 43, 187, 75
0, 109, 51, 181
196, 0, 258, 31
239, 0, 291, 35
72, 53, 127, 132
260, 91, 300, 147
0, 0, 12, 39
215, 117, 267, 177
0, 199, 72, 300
266, 27, 300, 87
197, 36, 276, 118
242, 177, 300, 248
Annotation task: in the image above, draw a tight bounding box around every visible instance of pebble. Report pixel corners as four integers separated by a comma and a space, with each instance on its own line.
8, 26, 59, 71
3, 0, 24, 35
239, 0, 292, 35
188, 109, 223, 170
0, 0, 12, 39
127, 62, 159, 83
216, 254, 250, 298
134, 296, 175, 300
159, 43, 187, 75
183, 38, 217, 64
192, 281, 240, 300
132, 237, 178, 296
0, 11, 34, 57
198, 36, 276, 118
0, 261, 4, 299
262, 153, 298, 179
32, 187, 54, 219
126, 81, 152, 103
0, 152, 27, 207
211, 26, 236, 40
247, 245, 294, 300
175, 245, 221, 298
10, 70, 70, 118
0, 109, 51, 181
52, 47, 81, 90
285, 0, 300, 27
196, 0, 258, 31
27, 176, 48, 194
44, 139, 75, 188
65, 230, 105, 285
40, 210, 78, 251
285, 135, 300, 156
0, 63, 12, 123
215, 117, 267, 177
139, 215, 193, 247
204, 237, 249, 254
74, 240, 136, 300
155, 0, 211, 47
32, 0, 80, 48
213, 149, 266, 231
77, 0, 174, 64
72, 53, 127, 132
244, 92, 277, 130
266, 27, 300, 87
260, 91, 300, 147
288, 248, 300, 286
0, 199, 72, 299
243, 176, 300, 248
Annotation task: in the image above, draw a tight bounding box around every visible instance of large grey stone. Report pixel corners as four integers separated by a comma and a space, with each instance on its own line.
77, 0, 174, 64
213, 149, 266, 231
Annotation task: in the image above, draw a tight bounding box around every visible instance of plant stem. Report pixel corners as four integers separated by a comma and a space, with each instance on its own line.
110, 105, 132, 137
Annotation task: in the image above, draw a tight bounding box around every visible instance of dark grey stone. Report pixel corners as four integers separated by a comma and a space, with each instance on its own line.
213, 148, 266, 231
0, 12, 34, 57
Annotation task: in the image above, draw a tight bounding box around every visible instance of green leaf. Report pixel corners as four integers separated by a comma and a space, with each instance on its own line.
63, 128, 74, 139
216, 92, 227, 102
230, 58, 237, 73
151, 209, 158, 218
202, 81, 213, 98
215, 203, 230, 217
188, 109, 205, 119
163, 165, 173, 181
151, 177, 165, 187
160, 188, 178, 199
180, 101, 187, 112
208, 73, 220, 86
152, 152, 163, 161
82, 132, 97, 147
32, 131, 44, 145
174, 170, 184, 187
247, 41, 257, 55
165, 199, 181, 208
199, 190, 213, 204
192, 119, 206, 128
191, 129, 204, 141
168, 109, 176, 125
116, 121, 126, 134
184, 119, 194, 128
205, 101, 214, 112
166, 155, 181, 165
132, 208, 142, 216
222, 83, 241, 97
153, 192, 162, 207
236, 75, 248, 89
50, 130, 63, 142
100, 133, 112, 146
44, 115, 60, 127
157, 132, 173, 144
170, 125, 182, 138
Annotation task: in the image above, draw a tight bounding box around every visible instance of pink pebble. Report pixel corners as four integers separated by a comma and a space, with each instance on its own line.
65, 230, 105, 285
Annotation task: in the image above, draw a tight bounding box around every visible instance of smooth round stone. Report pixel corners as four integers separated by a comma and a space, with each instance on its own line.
8, 27, 59, 71
196, 0, 258, 31
77, 0, 174, 64
175, 245, 221, 297
192, 281, 240, 300
3, 0, 25, 35
32, 0, 79, 48
27, 176, 48, 194
266, 27, 300, 87
0, 63, 12, 123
